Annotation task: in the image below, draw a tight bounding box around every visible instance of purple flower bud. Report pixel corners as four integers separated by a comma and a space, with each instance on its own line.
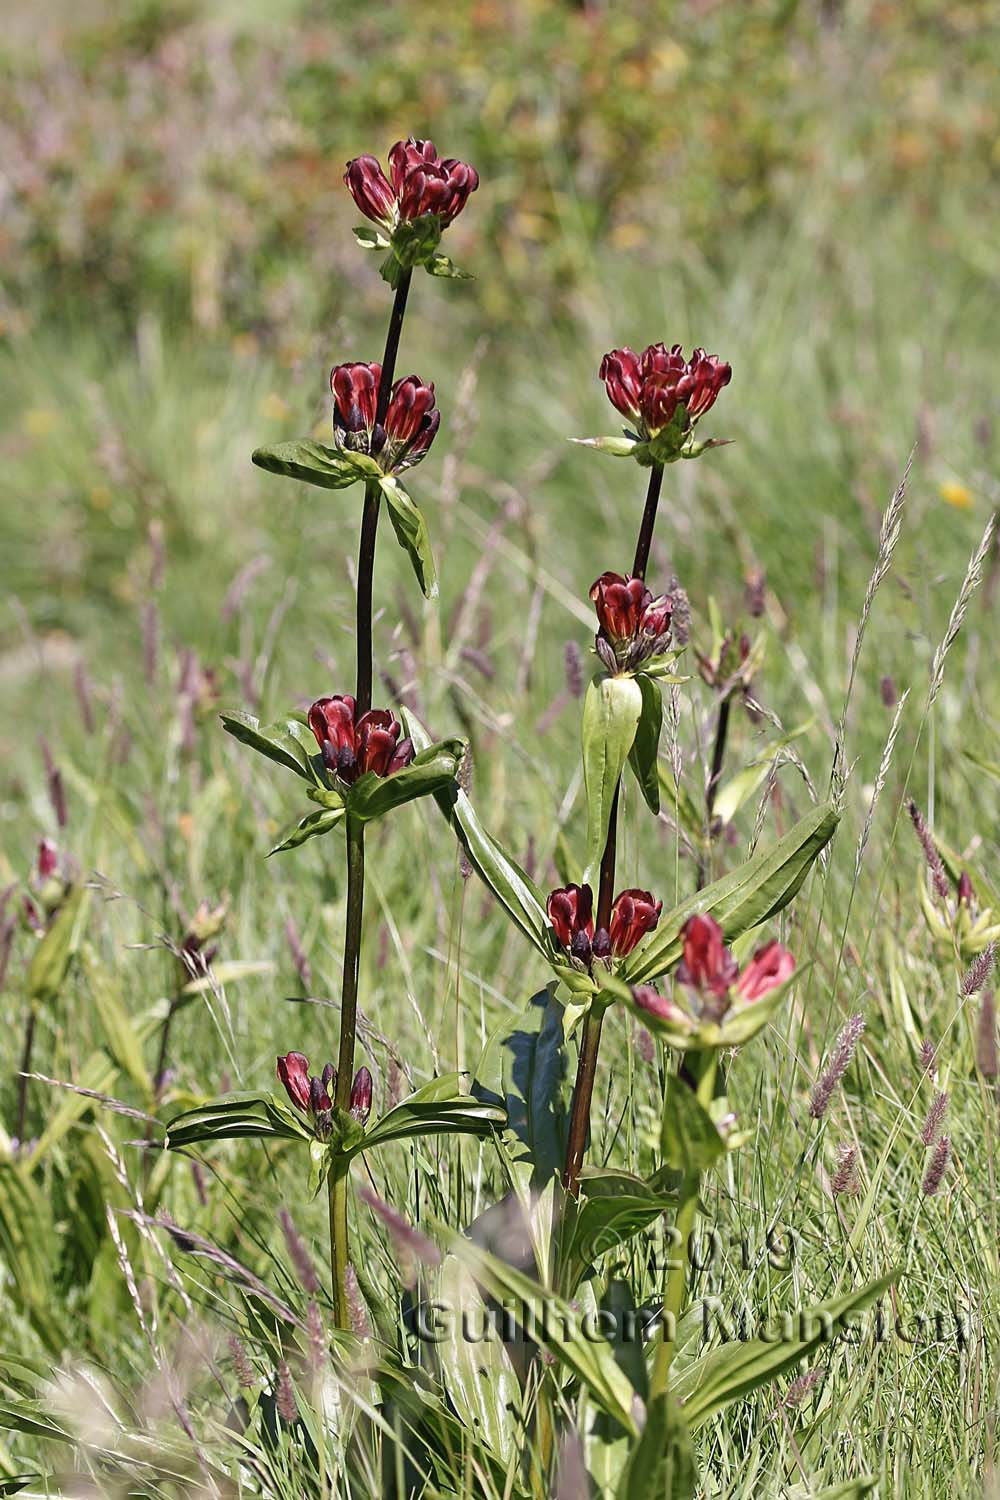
349, 1066, 373, 1124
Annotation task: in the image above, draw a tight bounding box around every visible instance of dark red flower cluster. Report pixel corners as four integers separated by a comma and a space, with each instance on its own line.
277, 1053, 373, 1131
547, 883, 661, 966
308, 696, 414, 785
677, 913, 794, 1011
330, 362, 439, 472
590, 571, 673, 672
345, 138, 479, 228
599, 344, 731, 437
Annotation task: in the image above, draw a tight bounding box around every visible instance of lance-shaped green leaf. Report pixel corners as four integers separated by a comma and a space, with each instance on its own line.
624, 801, 839, 985
353, 224, 391, 251
564, 1168, 677, 1270
355, 1092, 506, 1156
628, 673, 663, 814
433, 1256, 521, 1461
346, 738, 464, 823
660, 1078, 726, 1172
400, 714, 594, 992
379, 475, 437, 599
494, 987, 572, 1187
221, 710, 324, 784
402, 712, 559, 964
615, 1390, 697, 1500
26, 885, 87, 1006
251, 440, 381, 490
446, 1234, 641, 1437
268, 805, 345, 855
165, 1093, 311, 1150
582, 673, 644, 881
673, 1272, 895, 1430
570, 435, 640, 458
428, 253, 473, 280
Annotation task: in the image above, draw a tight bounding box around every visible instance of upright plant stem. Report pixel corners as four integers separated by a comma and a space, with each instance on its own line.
563, 463, 664, 1197
697, 688, 733, 889
334, 816, 366, 1111
649, 1050, 716, 1398
328, 269, 412, 1324
15, 1008, 37, 1144
631, 463, 665, 581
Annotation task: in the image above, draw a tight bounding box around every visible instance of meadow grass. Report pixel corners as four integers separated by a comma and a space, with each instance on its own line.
1, 21, 1000, 1497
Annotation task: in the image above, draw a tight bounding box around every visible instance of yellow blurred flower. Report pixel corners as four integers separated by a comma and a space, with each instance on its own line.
260, 392, 290, 421
939, 480, 974, 510
24, 408, 56, 437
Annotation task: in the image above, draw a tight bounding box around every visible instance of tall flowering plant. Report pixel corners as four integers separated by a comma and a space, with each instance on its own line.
164, 142, 890, 1494
166, 138, 502, 1332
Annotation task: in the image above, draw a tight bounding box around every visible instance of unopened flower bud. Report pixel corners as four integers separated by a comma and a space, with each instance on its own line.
276, 1052, 312, 1112
591, 927, 611, 960
350, 1066, 373, 1124
37, 838, 58, 879
547, 884, 594, 960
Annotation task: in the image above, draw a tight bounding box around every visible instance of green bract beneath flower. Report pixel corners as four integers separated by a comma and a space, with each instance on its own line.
345, 137, 478, 282
573, 341, 733, 464
220, 708, 465, 850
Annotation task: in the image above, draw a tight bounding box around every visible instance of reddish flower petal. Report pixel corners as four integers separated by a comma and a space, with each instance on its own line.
343, 155, 396, 223
546, 884, 595, 951
277, 1052, 312, 1111
609, 888, 662, 956
735, 941, 795, 1002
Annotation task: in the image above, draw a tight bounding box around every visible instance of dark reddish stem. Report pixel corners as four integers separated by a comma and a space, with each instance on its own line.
16, 1009, 36, 1145
563, 462, 664, 1196
330, 267, 412, 1323
355, 269, 412, 715
632, 462, 665, 580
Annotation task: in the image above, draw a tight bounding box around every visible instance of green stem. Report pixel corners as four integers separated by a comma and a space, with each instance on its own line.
328, 1156, 351, 1329
649, 1051, 716, 1397
697, 687, 734, 889
335, 815, 366, 1112
15, 1007, 37, 1145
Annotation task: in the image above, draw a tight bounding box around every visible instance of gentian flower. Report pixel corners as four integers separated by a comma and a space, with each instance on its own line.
600, 344, 731, 439
308, 695, 414, 785
548, 883, 661, 966
330, 362, 439, 473
349, 1066, 373, 1124
735, 940, 797, 1002
608, 889, 662, 957
547, 884, 594, 965
277, 1052, 337, 1137
631, 914, 795, 1046
590, 570, 673, 673
345, 138, 479, 230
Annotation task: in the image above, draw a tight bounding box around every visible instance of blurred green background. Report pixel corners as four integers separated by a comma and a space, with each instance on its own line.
3, 0, 998, 672
3, 0, 1000, 1014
